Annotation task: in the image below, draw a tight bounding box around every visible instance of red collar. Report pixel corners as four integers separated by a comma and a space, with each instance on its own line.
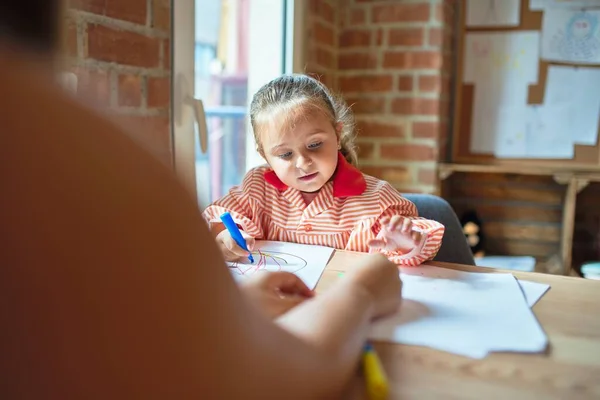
263, 152, 366, 197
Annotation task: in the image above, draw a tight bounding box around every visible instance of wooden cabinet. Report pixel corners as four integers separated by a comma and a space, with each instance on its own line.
439, 163, 600, 276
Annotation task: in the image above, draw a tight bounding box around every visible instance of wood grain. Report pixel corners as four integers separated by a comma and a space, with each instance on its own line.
317, 251, 600, 399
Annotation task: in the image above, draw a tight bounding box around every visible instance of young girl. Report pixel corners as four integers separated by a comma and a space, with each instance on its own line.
203, 74, 445, 266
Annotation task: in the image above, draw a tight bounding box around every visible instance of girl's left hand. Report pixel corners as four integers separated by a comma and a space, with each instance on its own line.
239, 271, 315, 319
368, 215, 426, 255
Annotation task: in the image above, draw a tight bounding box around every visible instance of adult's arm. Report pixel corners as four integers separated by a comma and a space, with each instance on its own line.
0, 54, 387, 399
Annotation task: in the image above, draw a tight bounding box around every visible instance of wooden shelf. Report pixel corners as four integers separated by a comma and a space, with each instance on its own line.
439, 163, 600, 277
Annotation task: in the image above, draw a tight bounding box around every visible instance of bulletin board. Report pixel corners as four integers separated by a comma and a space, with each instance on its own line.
452, 0, 600, 170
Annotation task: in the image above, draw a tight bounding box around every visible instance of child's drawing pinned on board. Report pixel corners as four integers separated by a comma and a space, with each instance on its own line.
227, 250, 308, 276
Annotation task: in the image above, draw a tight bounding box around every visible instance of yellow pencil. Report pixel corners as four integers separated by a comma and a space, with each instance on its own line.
362, 342, 389, 400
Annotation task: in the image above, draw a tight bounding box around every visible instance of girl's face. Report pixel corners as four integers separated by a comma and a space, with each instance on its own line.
260, 110, 339, 193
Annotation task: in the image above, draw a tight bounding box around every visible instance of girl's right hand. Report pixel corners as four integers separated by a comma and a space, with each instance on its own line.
216, 229, 255, 262
345, 253, 402, 319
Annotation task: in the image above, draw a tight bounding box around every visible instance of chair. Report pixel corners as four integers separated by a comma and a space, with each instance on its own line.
403, 194, 475, 266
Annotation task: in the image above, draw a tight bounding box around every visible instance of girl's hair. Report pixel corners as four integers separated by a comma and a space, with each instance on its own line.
249, 74, 358, 166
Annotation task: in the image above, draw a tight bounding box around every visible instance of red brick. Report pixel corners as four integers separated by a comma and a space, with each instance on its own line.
147, 76, 171, 108
313, 22, 335, 47
87, 24, 161, 67
418, 168, 437, 185
388, 28, 425, 47
350, 9, 366, 25
338, 52, 378, 69
113, 114, 171, 153
398, 75, 414, 91
118, 74, 142, 106
71, 67, 111, 106
70, 0, 147, 25
65, 18, 78, 57
339, 75, 393, 93
383, 51, 442, 69
152, 0, 171, 31
391, 98, 440, 116
418, 74, 441, 93
428, 27, 443, 47
346, 97, 386, 114
412, 121, 439, 138
339, 29, 371, 47
315, 47, 335, 69
372, 3, 430, 23
376, 29, 384, 46
357, 142, 375, 158
163, 39, 171, 69
310, 0, 335, 24
356, 120, 406, 138
381, 144, 436, 161
435, 3, 444, 22
361, 166, 410, 183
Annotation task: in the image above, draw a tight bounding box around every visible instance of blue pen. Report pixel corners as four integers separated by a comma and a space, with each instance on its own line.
220, 212, 254, 263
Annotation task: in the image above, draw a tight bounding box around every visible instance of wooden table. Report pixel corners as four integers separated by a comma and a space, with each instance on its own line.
316, 251, 600, 399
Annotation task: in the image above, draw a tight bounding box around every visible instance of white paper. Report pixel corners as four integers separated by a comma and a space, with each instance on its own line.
475, 255, 537, 271
466, 0, 521, 27
530, 0, 545, 9
545, 65, 600, 145
227, 240, 334, 289
542, 9, 600, 64
531, 0, 600, 10
464, 31, 540, 154
518, 280, 551, 307
495, 103, 574, 158
368, 266, 548, 359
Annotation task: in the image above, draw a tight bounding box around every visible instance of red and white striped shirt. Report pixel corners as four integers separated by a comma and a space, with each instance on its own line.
203, 155, 445, 266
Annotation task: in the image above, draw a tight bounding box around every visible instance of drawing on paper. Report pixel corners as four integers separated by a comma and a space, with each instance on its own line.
227, 250, 308, 276
480, 0, 501, 25
550, 12, 600, 61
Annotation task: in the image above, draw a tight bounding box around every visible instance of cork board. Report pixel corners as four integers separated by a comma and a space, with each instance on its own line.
452, 0, 600, 170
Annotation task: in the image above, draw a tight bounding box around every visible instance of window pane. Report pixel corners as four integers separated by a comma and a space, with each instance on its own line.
194, 0, 287, 205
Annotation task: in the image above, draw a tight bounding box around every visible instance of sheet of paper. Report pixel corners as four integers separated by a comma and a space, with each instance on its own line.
530, 0, 545, 9
464, 31, 540, 154
227, 240, 334, 289
542, 9, 600, 64
475, 255, 537, 271
518, 280, 551, 307
531, 0, 600, 10
545, 65, 600, 145
466, 0, 521, 27
495, 103, 575, 159
368, 266, 548, 359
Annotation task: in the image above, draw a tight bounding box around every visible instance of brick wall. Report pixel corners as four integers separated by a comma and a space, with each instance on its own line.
64, 0, 172, 166
305, 0, 338, 90
306, 0, 457, 194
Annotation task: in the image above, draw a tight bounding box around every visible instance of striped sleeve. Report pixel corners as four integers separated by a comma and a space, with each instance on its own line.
344, 181, 445, 266
201, 169, 265, 239
374, 205, 445, 266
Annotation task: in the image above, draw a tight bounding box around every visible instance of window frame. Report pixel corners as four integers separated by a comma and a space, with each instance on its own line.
170, 0, 305, 201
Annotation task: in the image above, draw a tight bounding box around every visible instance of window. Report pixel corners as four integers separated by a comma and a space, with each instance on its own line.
172, 0, 304, 208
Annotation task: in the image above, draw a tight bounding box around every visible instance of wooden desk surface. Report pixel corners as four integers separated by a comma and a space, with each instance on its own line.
317, 251, 600, 399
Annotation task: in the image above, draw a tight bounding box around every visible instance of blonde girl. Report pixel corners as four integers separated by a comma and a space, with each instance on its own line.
204, 74, 445, 266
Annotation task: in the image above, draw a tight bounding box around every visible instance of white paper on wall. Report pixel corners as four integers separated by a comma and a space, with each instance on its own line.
464, 31, 541, 154
541, 8, 600, 64
466, 0, 521, 27
544, 65, 600, 145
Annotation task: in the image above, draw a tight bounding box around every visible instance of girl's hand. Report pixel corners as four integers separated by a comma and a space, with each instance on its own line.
216, 229, 256, 262
368, 215, 426, 256
345, 253, 402, 319
240, 271, 314, 319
